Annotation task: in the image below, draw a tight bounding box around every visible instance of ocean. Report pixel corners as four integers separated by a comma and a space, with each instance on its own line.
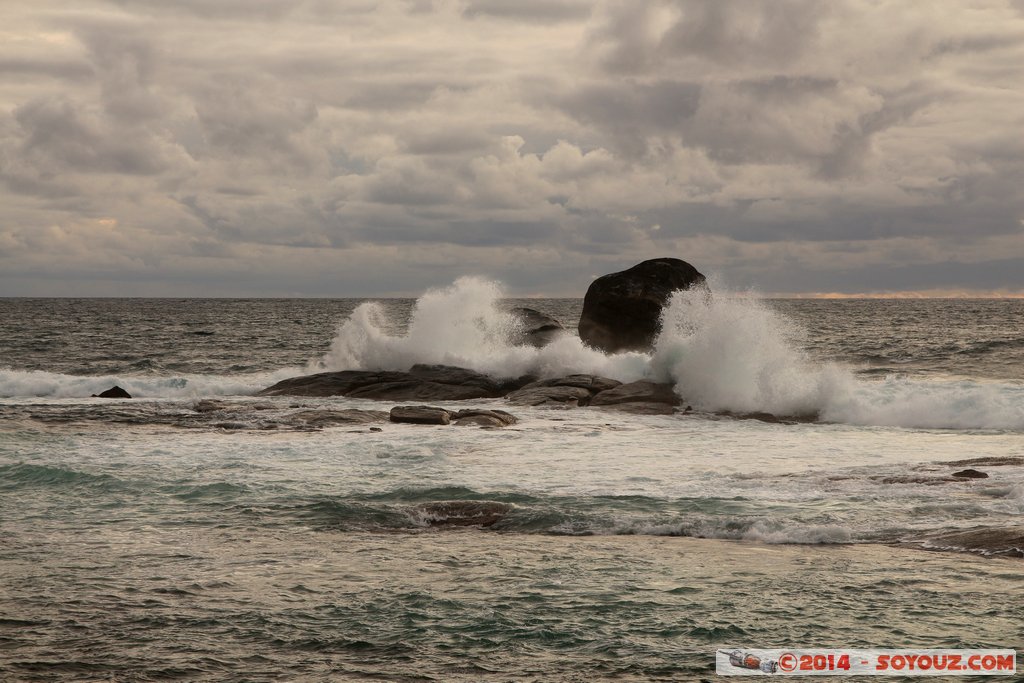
1, 282, 1022, 681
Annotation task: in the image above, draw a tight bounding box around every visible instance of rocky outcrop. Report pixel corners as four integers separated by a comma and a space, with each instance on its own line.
589, 380, 680, 409
510, 307, 565, 348
578, 258, 706, 353
93, 386, 132, 399
506, 375, 622, 407
258, 364, 533, 400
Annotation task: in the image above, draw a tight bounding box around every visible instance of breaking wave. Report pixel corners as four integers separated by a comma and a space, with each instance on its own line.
312, 276, 1024, 431
3, 276, 1021, 431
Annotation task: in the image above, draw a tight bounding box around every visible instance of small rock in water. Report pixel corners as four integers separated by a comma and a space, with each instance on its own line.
952, 469, 989, 479
93, 385, 132, 399
389, 406, 451, 425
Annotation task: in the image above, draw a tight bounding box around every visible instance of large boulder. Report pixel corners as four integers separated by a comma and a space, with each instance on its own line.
578, 258, 706, 353
509, 307, 565, 347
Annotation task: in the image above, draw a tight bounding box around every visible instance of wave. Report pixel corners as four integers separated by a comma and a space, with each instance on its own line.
3, 277, 1022, 431
312, 277, 1024, 431
0, 367, 302, 399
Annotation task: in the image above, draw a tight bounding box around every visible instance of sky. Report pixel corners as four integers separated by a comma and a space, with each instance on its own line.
1, 0, 1023, 297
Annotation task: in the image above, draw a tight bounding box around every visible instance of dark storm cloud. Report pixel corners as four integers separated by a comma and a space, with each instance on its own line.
0, 0, 1022, 296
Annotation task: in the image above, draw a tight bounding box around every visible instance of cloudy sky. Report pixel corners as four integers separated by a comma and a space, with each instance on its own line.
2, 0, 1023, 297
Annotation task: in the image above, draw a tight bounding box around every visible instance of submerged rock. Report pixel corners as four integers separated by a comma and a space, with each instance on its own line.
93, 386, 132, 399
289, 409, 389, 427
946, 456, 1023, 467
451, 408, 518, 427
389, 406, 451, 425
410, 501, 513, 527
951, 468, 989, 479
578, 258, 706, 353
509, 307, 565, 348
910, 526, 1024, 558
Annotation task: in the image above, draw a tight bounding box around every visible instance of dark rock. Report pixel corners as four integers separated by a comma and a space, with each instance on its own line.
526, 374, 622, 393
369, 427, 383, 432
506, 385, 593, 407
258, 364, 512, 400
590, 380, 680, 407
93, 386, 132, 399
506, 374, 621, 407
389, 405, 451, 425
579, 258, 707, 353
510, 307, 565, 347
952, 468, 989, 479
451, 408, 518, 427
411, 501, 512, 527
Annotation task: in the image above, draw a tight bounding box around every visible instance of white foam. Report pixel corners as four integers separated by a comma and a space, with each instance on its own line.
0, 367, 302, 399
312, 276, 650, 381
649, 287, 1024, 430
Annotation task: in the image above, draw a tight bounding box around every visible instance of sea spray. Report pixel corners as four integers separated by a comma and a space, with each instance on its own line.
650, 287, 849, 416
306, 276, 1024, 430
312, 276, 650, 381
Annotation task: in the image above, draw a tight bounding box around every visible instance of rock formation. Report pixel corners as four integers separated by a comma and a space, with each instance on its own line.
578, 258, 706, 353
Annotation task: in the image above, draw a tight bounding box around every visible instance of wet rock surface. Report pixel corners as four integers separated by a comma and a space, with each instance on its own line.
258, 364, 532, 400
510, 307, 565, 348
908, 526, 1024, 558
390, 406, 452, 425
589, 380, 680, 408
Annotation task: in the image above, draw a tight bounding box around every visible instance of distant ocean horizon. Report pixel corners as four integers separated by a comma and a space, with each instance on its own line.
2, 286, 1021, 680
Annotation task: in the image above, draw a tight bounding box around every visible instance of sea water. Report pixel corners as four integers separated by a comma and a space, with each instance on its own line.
1, 283, 1022, 681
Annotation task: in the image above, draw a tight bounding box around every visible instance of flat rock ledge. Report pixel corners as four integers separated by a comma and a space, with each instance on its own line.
258, 365, 688, 414
258, 364, 532, 401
